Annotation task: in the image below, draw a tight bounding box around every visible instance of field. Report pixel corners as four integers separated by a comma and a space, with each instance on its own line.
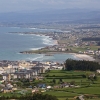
41, 70, 100, 100
72, 46, 100, 53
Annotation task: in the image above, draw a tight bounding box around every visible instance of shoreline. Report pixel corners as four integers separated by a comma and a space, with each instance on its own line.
72, 53, 95, 61
19, 33, 95, 61
28, 33, 58, 46
34, 34, 95, 61
20, 50, 95, 61
16, 31, 96, 62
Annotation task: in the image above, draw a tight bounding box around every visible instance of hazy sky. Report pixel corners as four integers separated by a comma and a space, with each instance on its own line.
0, 0, 100, 12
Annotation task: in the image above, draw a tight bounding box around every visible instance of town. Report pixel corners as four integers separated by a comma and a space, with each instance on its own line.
1, 0, 100, 99
0, 24, 100, 100
0, 59, 100, 100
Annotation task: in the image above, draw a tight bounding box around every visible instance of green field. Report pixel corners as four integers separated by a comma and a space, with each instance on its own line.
72, 46, 100, 53
41, 70, 100, 100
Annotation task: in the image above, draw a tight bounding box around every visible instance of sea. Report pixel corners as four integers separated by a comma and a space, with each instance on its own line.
0, 26, 78, 62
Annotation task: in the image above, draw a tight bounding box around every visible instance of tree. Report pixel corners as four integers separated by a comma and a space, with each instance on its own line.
53, 79, 56, 84
59, 78, 63, 83
0, 93, 58, 100
97, 42, 100, 46
28, 94, 58, 100
65, 59, 100, 71
16, 81, 23, 87
94, 76, 97, 81
70, 81, 75, 85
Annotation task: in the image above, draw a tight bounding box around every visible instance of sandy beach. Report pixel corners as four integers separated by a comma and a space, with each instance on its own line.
73, 53, 95, 61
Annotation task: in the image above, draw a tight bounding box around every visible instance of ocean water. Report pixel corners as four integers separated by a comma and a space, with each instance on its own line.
0, 27, 77, 62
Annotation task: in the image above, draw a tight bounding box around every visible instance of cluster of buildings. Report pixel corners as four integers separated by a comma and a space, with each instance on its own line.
43, 24, 100, 58
0, 60, 63, 93
0, 60, 63, 82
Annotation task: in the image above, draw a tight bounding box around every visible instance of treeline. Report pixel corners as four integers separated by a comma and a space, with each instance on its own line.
98, 42, 100, 46
65, 59, 100, 71
82, 37, 100, 41
0, 93, 58, 100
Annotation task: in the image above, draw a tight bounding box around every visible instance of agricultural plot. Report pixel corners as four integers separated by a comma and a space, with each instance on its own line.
42, 70, 100, 100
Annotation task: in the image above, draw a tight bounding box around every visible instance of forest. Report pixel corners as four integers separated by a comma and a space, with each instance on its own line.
64, 59, 100, 71
0, 93, 58, 100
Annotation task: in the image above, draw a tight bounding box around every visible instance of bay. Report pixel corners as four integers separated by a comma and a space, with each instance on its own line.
0, 27, 78, 62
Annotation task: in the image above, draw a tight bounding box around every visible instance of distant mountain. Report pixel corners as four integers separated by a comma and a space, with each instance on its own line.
0, 9, 100, 23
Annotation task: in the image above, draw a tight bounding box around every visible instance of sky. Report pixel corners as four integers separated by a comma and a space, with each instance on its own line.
0, 0, 100, 13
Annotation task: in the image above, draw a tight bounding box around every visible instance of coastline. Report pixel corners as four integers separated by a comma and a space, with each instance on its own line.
41, 35, 95, 61
19, 33, 95, 61
72, 53, 95, 61
30, 33, 58, 46
1, 26, 99, 62
15, 29, 96, 62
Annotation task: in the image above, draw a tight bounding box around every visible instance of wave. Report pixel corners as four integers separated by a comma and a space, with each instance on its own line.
29, 47, 44, 50
10, 27, 20, 29
18, 33, 24, 35
42, 37, 54, 45
30, 34, 54, 45
26, 54, 55, 61
7, 32, 26, 36
43, 42, 53, 45
27, 27, 37, 29
34, 34, 43, 37
27, 55, 44, 61
27, 27, 61, 32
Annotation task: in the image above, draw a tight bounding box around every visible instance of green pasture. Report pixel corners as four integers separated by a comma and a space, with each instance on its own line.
43, 70, 93, 83
72, 46, 100, 53
43, 91, 78, 97
41, 70, 100, 100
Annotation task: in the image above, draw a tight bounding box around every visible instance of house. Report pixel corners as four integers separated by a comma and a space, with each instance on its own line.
61, 48, 67, 51
50, 65, 58, 69
32, 88, 40, 94
0, 67, 5, 74
37, 83, 46, 88
18, 61, 31, 68
96, 69, 100, 73
35, 76, 44, 80
89, 74, 95, 78
43, 64, 50, 70
6, 83, 13, 89
0, 84, 5, 88
57, 66, 63, 70
13, 72, 31, 79
31, 67, 45, 74
12, 68, 42, 79
12, 87, 17, 91
46, 86, 52, 89
2, 73, 11, 81
3, 87, 13, 93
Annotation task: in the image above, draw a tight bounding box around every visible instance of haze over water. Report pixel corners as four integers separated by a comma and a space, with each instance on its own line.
0, 27, 77, 62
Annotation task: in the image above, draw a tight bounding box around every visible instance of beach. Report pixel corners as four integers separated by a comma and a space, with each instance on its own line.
74, 53, 95, 61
